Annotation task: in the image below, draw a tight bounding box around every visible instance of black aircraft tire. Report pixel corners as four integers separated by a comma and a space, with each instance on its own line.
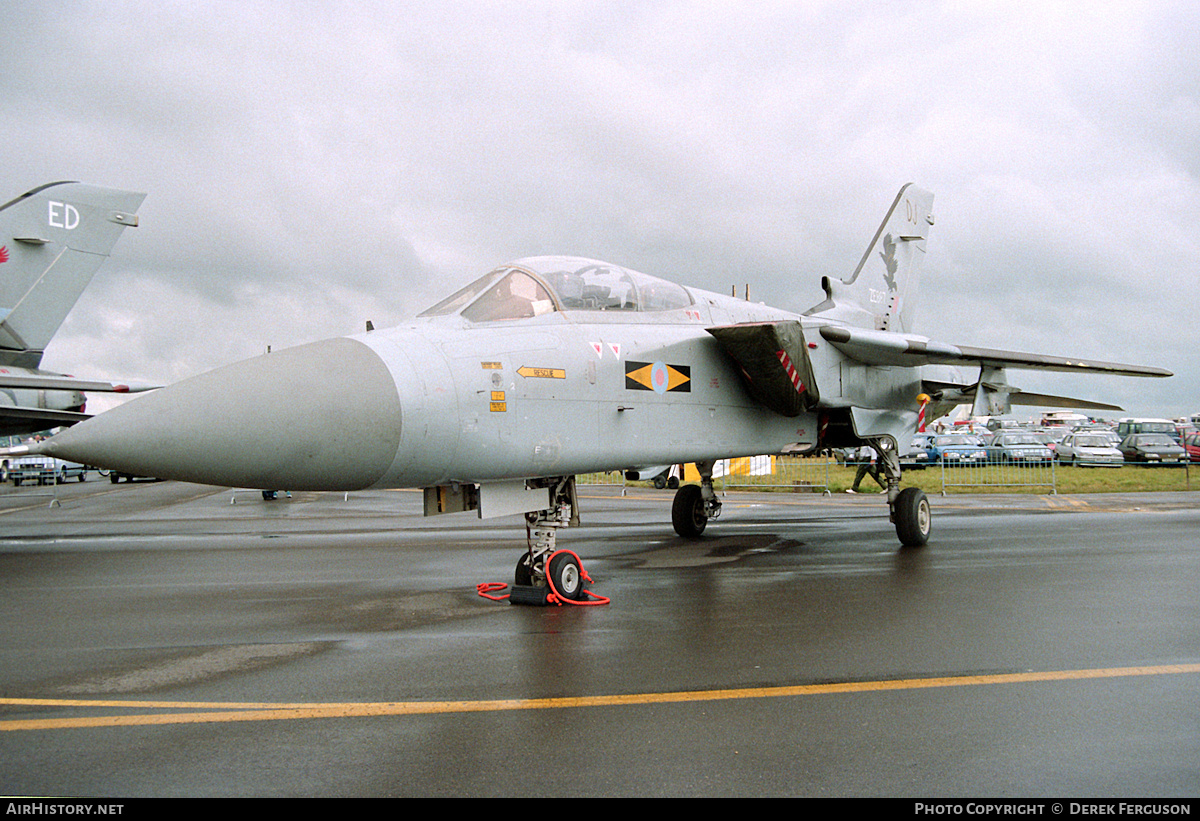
515, 554, 533, 587
672, 484, 708, 538
547, 553, 583, 600
894, 487, 931, 547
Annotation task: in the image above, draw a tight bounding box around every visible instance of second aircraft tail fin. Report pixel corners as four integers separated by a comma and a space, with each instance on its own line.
0, 181, 145, 365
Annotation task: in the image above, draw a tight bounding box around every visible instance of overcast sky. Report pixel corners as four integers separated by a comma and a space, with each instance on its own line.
3, 0, 1197, 419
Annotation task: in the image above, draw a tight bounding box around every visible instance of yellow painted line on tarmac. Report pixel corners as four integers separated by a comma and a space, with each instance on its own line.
1042, 496, 1091, 510
0, 501, 52, 516
3, 663, 1198, 732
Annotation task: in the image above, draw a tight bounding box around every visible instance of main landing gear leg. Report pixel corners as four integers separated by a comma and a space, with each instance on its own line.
671, 460, 723, 537
872, 436, 931, 547
511, 477, 588, 603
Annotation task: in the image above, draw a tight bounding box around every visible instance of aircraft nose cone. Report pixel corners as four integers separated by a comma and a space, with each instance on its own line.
41, 337, 403, 491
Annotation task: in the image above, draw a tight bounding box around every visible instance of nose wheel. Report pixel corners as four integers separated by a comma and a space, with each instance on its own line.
511, 544, 590, 605
547, 552, 582, 598
514, 543, 585, 599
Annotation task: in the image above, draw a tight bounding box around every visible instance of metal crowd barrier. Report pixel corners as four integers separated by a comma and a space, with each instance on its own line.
577, 456, 834, 495
716, 454, 834, 494
578, 453, 1064, 496
575, 470, 629, 491
938, 458, 1057, 494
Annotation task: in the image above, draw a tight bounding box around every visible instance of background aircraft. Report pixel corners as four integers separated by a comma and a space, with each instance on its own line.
1, 181, 149, 437
33, 184, 1170, 600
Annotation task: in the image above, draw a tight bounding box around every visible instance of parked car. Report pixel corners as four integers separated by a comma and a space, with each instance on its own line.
1184, 431, 1200, 463
1115, 418, 1180, 443
108, 471, 161, 483
1056, 432, 1124, 467
986, 432, 1054, 464
1033, 428, 1071, 458
932, 433, 987, 465
54, 459, 87, 483
902, 434, 939, 470
10, 454, 57, 485
1119, 434, 1186, 464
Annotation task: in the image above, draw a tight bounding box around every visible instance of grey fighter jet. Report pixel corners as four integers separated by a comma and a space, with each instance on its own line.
32, 184, 1170, 599
1, 181, 150, 437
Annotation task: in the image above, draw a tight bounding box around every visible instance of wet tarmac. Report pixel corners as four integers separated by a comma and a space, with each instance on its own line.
1, 478, 1198, 797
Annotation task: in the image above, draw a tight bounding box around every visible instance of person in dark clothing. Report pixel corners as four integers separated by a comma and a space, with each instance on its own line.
848, 448, 886, 493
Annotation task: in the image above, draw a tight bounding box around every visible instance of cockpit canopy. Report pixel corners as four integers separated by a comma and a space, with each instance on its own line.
419, 256, 694, 322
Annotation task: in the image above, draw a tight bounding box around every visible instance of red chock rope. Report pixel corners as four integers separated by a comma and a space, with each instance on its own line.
476, 549, 610, 605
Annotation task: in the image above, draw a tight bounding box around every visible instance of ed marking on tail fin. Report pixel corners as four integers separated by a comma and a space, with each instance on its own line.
0, 181, 149, 437
0, 181, 145, 361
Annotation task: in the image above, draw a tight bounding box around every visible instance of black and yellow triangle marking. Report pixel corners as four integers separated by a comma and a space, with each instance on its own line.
625, 361, 691, 393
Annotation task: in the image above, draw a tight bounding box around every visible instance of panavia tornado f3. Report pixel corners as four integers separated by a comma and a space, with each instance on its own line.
33, 184, 1170, 600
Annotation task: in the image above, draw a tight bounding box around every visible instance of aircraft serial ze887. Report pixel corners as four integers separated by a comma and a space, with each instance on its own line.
34, 184, 1170, 600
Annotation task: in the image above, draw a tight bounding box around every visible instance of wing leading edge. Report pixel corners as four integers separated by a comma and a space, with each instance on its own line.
818, 326, 1171, 378
818, 325, 1170, 417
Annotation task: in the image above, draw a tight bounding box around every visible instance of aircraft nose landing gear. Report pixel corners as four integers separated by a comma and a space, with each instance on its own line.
509, 543, 605, 606
500, 477, 609, 606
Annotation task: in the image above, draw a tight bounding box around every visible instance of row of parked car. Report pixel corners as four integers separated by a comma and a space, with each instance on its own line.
1051, 429, 1191, 466
4, 453, 154, 486
902, 431, 1054, 468
912, 427, 1195, 465
3, 433, 164, 487
901, 422, 1195, 468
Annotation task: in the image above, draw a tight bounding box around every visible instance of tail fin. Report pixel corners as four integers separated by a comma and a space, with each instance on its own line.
0, 181, 145, 366
805, 184, 934, 333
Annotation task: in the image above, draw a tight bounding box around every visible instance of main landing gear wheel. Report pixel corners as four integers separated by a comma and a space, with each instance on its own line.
672, 484, 708, 537
893, 487, 931, 547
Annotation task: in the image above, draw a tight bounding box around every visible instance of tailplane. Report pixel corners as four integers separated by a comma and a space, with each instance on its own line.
805, 183, 934, 333
0, 181, 145, 366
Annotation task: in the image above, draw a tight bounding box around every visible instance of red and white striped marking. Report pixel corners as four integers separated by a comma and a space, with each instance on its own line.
917, 394, 931, 432
776, 350, 806, 394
